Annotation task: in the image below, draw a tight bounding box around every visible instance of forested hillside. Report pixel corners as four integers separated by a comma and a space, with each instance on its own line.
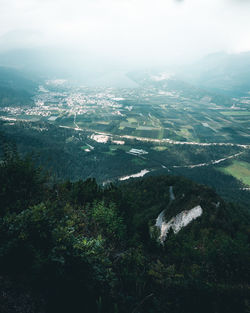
1, 120, 249, 207
0, 67, 36, 107
0, 148, 249, 313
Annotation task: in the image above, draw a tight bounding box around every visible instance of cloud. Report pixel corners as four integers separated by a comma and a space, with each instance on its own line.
0, 0, 250, 69
229, 0, 250, 2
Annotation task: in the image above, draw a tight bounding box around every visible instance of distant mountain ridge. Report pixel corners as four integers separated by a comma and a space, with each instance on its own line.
177, 51, 250, 97
127, 68, 235, 107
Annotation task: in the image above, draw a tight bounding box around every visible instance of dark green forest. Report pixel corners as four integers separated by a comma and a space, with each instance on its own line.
0, 67, 36, 107
0, 143, 249, 313
1, 120, 249, 208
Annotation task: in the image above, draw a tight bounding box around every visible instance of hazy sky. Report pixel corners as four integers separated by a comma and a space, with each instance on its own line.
1, 0, 250, 69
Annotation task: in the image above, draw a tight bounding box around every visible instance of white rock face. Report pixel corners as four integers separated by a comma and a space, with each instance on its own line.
155, 210, 165, 228
169, 186, 175, 201
156, 205, 203, 242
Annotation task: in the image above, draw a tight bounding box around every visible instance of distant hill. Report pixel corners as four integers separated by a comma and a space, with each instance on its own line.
127, 69, 235, 107
86, 71, 139, 88
178, 52, 250, 97
0, 66, 37, 91
0, 67, 37, 107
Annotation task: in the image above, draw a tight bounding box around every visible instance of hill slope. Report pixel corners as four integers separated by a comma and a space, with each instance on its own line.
0, 67, 36, 107
0, 152, 249, 313
178, 52, 250, 97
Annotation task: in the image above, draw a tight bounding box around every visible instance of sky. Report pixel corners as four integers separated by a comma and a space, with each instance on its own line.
0, 0, 250, 70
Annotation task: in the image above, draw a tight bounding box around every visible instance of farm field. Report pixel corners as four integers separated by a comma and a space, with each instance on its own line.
220, 111, 250, 116
219, 160, 250, 186
1, 70, 250, 145
1, 70, 250, 206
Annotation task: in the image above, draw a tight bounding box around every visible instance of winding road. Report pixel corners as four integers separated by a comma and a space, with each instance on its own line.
59, 124, 250, 149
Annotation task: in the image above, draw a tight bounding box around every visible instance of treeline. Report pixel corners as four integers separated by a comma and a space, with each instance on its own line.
0, 149, 249, 313
0, 121, 149, 182
170, 165, 250, 207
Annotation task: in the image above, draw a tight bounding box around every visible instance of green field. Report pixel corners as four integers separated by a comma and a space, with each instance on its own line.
104, 150, 116, 156
219, 161, 250, 186
109, 144, 131, 151
81, 145, 90, 150
96, 121, 109, 125
152, 146, 168, 151
221, 111, 250, 116
176, 128, 193, 140
127, 117, 137, 123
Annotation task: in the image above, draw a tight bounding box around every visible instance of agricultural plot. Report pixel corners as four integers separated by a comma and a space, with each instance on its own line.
219, 161, 250, 186
1, 70, 250, 206
1, 118, 249, 205
152, 146, 168, 151
2, 75, 249, 145
220, 111, 250, 116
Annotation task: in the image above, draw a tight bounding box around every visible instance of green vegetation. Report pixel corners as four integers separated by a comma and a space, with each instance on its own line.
0, 62, 250, 313
131, 157, 146, 165
0, 67, 36, 107
81, 145, 89, 150
152, 146, 168, 151
176, 128, 193, 140
127, 117, 137, 123
220, 111, 250, 116
219, 160, 250, 186
1, 119, 249, 207
104, 150, 116, 156
109, 144, 131, 151
2, 67, 250, 144
0, 149, 249, 313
